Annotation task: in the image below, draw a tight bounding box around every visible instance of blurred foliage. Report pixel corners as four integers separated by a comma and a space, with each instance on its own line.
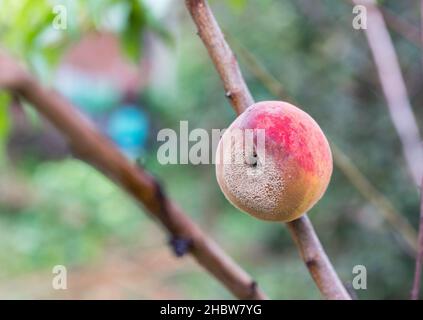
0, 0, 422, 299
0, 93, 11, 164
0, 0, 169, 74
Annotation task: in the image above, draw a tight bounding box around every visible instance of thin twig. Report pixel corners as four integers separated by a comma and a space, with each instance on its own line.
185, 0, 351, 300
184, 0, 253, 115
411, 178, 423, 299
352, 0, 423, 187
0, 51, 267, 300
410, 0, 423, 300
232, 41, 286, 100
232, 40, 418, 254
286, 216, 350, 300
332, 145, 418, 254
346, 0, 421, 47
380, 7, 421, 47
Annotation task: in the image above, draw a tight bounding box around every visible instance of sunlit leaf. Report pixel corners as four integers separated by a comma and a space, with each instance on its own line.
120, 0, 147, 62
227, 0, 247, 13
0, 92, 11, 163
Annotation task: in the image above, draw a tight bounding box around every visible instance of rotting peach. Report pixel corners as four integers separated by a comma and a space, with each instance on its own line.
215, 101, 333, 222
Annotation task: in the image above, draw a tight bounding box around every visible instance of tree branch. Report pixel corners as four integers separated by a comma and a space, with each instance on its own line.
352, 0, 423, 187
185, 0, 351, 300
0, 52, 267, 300
410, 0, 423, 300
332, 144, 418, 254
286, 216, 350, 300
347, 0, 421, 48
185, 0, 253, 114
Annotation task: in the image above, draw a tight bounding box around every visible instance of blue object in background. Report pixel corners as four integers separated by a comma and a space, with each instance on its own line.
55, 68, 121, 115
107, 105, 150, 159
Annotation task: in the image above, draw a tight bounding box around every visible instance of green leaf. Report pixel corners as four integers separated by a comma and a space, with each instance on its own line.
228, 0, 247, 13
0, 92, 11, 163
120, 0, 174, 61
0, 93, 11, 138
121, 0, 147, 62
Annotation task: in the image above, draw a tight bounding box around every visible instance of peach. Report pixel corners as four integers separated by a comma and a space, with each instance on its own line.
215, 101, 333, 222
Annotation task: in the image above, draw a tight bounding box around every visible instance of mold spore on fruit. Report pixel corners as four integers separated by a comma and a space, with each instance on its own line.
221, 154, 286, 217
215, 101, 333, 222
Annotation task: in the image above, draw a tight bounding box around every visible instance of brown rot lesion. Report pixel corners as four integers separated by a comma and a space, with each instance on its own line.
249, 151, 258, 167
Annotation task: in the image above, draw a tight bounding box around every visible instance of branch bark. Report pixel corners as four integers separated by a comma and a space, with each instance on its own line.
0, 51, 267, 300
185, 0, 351, 300
185, 0, 253, 114
353, 0, 423, 187
286, 216, 350, 300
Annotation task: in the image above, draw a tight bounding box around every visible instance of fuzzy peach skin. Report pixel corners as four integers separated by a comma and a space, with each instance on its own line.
215, 101, 333, 222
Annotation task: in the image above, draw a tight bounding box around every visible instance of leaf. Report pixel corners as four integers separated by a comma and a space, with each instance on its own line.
0, 92, 11, 163
227, 0, 247, 13
121, 0, 148, 62
0, 93, 11, 139
0, 0, 66, 70
120, 0, 175, 61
